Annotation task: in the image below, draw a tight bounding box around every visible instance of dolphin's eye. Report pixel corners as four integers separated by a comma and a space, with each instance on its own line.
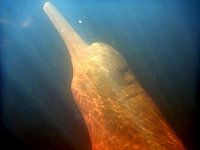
118, 65, 129, 74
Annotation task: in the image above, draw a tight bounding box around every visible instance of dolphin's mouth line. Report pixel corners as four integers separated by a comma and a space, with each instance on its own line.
43, 2, 88, 66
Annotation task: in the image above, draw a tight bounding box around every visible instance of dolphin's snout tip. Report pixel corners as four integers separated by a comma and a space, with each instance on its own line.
43, 2, 52, 11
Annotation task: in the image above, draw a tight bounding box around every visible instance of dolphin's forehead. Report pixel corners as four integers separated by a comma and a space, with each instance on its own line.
85, 42, 128, 71
74, 45, 134, 91
88, 42, 121, 58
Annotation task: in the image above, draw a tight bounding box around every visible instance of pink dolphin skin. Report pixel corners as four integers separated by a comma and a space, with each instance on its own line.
43, 2, 186, 150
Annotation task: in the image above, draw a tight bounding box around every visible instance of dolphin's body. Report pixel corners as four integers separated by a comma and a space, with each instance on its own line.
43, 2, 186, 150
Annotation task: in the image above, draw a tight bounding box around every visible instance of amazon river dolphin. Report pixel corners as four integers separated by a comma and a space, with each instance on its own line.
43, 2, 186, 150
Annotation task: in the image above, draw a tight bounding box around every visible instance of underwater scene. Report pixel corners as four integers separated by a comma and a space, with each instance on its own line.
0, 0, 199, 150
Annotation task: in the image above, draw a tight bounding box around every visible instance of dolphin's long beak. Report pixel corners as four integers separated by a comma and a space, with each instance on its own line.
43, 2, 88, 63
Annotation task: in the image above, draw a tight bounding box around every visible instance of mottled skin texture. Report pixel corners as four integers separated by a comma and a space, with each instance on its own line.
43, 2, 186, 150
71, 43, 185, 150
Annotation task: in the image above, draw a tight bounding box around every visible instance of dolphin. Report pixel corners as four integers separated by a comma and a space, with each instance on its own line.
43, 2, 186, 150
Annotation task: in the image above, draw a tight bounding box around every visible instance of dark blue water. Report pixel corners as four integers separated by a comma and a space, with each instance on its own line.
0, 0, 199, 150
